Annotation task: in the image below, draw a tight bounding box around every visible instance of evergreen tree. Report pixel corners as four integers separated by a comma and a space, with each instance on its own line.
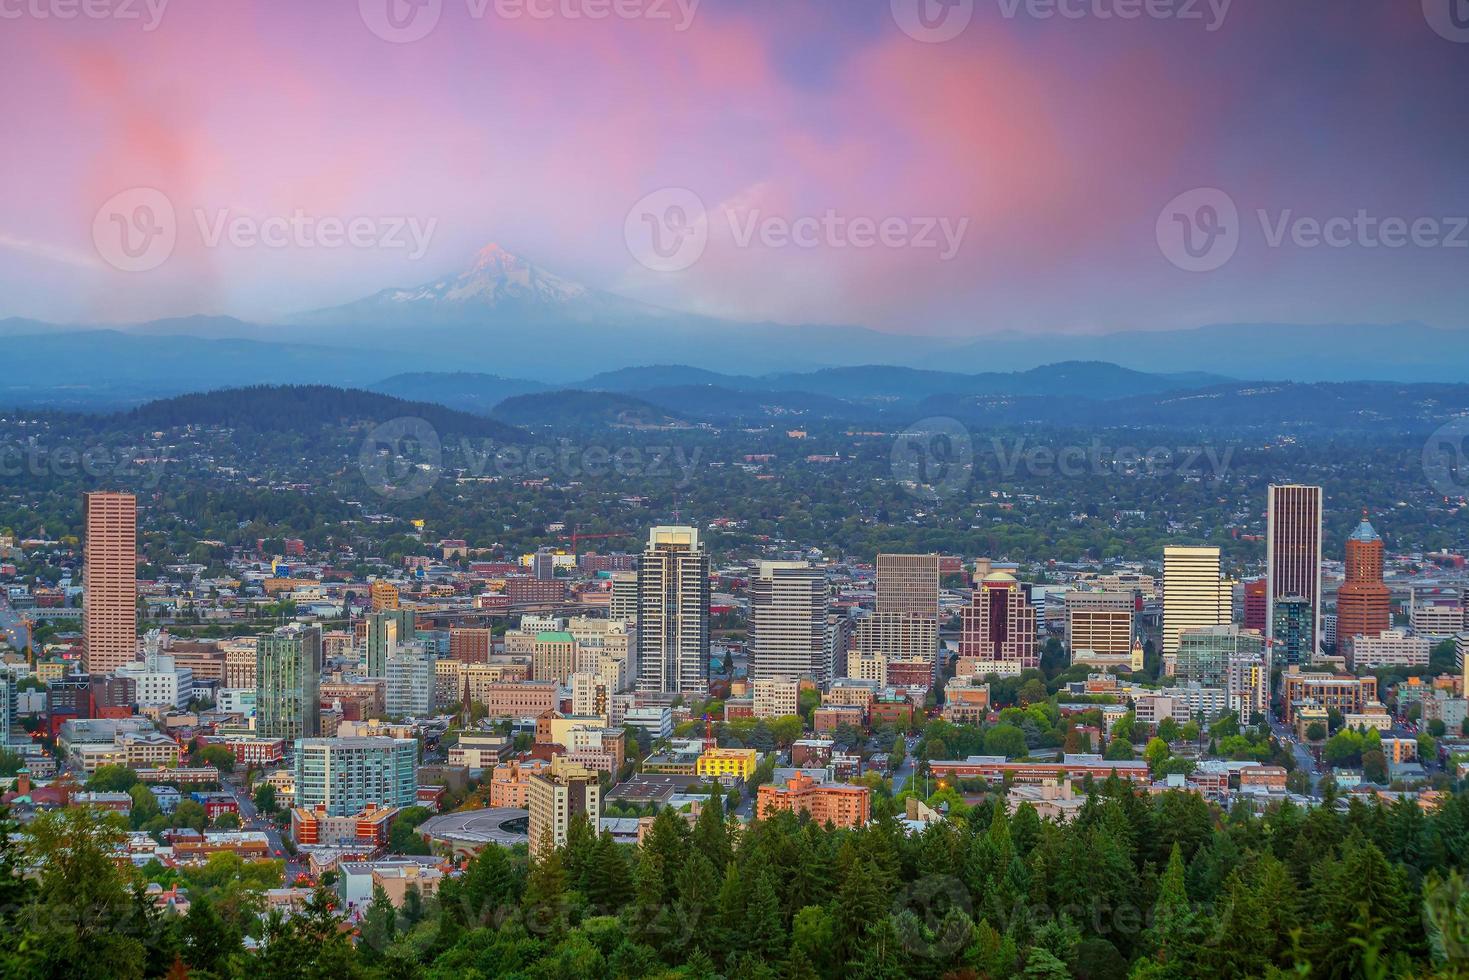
181, 896, 241, 976
691, 786, 732, 872
359, 883, 399, 963
523, 834, 569, 942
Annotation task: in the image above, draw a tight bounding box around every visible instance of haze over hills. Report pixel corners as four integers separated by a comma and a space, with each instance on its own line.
3, 244, 1467, 403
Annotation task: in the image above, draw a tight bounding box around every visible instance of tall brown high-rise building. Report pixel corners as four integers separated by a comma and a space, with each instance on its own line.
1266, 484, 1322, 657
875, 553, 939, 616
83, 491, 138, 674
1337, 514, 1391, 650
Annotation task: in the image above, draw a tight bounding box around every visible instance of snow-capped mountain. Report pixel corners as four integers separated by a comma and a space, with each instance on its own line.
292, 243, 666, 327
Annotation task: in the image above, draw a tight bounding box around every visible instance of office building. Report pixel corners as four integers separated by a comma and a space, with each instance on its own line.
748, 561, 826, 683
1282, 669, 1378, 724
1272, 596, 1314, 667
1410, 589, 1465, 639
752, 676, 800, 719
528, 756, 600, 857
635, 526, 710, 696
609, 572, 639, 623
1175, 625, 1266, 689
1064, 591, 1134, 667
385, 647, 436, 717
532, 631, 578, 685
293, 736, 417, 816
876, 553, 939, 616
256, 625, 322, 742
1350, 629, 1430, 670
83, 491, 138, 674
959, 572, 1037, 669
1266, 484, 1323, 658
852, 612, 939, 664
448, 627, 492, 664
1337, 515, 1391, 649
1243, 578, 1267, 634
570, 672, 611, 723
115, 629, 195, 708
369, 580, 400, 612
1162, 546, 1231, 659
366, 608, 415, 678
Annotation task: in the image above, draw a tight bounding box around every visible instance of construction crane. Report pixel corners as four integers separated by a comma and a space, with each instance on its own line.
559, 525, 634, 555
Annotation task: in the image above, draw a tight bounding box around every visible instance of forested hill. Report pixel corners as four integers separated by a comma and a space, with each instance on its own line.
119, 385, 524, 441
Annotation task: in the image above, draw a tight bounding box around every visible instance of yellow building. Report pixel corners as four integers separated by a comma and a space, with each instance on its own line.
696, 747, 758, 780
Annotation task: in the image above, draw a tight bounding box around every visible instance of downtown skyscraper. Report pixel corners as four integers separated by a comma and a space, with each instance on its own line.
748, 561, 827, 684
1162, 546, 1232, 660
256, 624, 322, 742
635, 526, 710, 697
83, 491, 138, 674
1266, 484, 1323, 658
1337, 513, 1391, 652
959, 571, 1038, 669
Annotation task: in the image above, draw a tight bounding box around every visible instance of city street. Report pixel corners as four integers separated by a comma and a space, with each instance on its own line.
224, 778, 302, 884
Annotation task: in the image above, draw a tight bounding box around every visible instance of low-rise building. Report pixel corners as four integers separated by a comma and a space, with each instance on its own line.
757, 771, 870, 828
696, 747, 758, 780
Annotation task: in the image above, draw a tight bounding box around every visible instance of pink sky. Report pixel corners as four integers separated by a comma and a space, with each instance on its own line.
1, 0, 1467, 335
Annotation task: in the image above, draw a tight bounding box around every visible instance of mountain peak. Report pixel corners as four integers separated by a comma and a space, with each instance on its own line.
469, 242, 520, 271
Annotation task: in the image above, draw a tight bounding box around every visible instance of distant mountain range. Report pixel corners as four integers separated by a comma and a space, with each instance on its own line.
2, 243, 1468, 410
41, 373, 1469, 441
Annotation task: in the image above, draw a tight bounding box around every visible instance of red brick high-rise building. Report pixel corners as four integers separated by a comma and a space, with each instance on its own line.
449, 627, 492, 663
1243, 578, 1268, 635
959, 572, 1037, 669
1337, 514, 1391, 651
83, 491, 138, 674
